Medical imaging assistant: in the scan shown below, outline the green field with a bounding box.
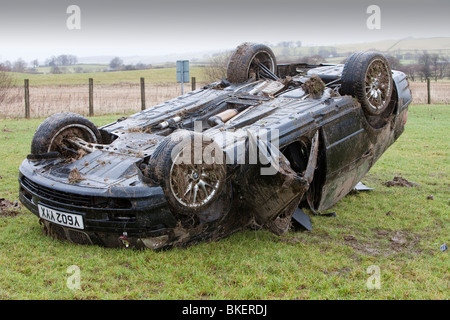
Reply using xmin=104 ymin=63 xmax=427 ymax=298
xmin=8 ymin=67 xmax=209 ymax=87
xmin=0 ymin=105 xmax=448 ymax=300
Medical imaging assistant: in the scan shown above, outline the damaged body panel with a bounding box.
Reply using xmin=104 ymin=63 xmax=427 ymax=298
xmin=18 ymin=43 xmax=411 ymax=249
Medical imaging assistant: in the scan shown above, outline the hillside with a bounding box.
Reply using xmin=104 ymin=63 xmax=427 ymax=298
xmin=55 ymin=37 xmax=450 ymax=67
xmin=269 ymin=37 xmax=450 ymax=65
xmin=333 ymin=37 xmax=450 ymax=54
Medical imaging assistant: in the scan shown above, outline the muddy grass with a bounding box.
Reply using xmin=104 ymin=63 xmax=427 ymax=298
xmin=0 ymin=198 xmax=22 ymax=217
xmin=385 ymin=176 xmax=420 ymax=187
xmin=342 ymin=229 xmax=424 ymax=257
xmin=278 ymin=221 xmax=429 ymax=258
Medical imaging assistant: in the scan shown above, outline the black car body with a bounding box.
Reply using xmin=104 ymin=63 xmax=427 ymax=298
xmin=19 ymin=44 xmax=411 ymax=249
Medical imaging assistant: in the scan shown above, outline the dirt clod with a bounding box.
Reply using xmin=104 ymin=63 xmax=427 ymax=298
xmin=385 ymin=176 xmax=419 ymax=187
xmin=344 ymin=235 xmax=357 ymax=241
xmin=302 ymin=75 xmax=325 ymax=98
xmin=68 ymin=168 xmax=85 ymax=183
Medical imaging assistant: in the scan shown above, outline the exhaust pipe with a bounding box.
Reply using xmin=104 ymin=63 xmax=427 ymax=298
xmin=207 ymin=109 xmax=238 ymax=126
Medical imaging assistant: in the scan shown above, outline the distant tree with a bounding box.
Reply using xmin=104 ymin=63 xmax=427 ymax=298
xmin=44 ymin=55 xmax=78 ymax=67
xmin=419 ymin=52 xmax=432 ymax=80
xmin=402 ymin=64 xmax=420 ymax=82
xmin=67 ymin=55 xmax=78 ymax=65
xmin=438 ymin=57 xmax=449 ymax=79
xmin=430 ymin=53 xmax=441 ymax=82
xmin=31 ymin=59 xmax=39 ymax=68
xmin=57 ymin=55 xmax=70 ymax=66
xmin=12 ymin=59 xmax=27 ymax=72
xmin=50 ymin=66 xmax=63 ymax=74
xmin=295 ymin=41 xmax=302 ymax=48
xmin=109 ymin=57 xmax=123 ymax=70
xmin=430 ymin=53 xmax=448 ymax=82
xmin=45 ymin=56 xmax=57 ymax=67
xmin=135 ymin=63 xmax=149 ymax=70
xmin=0 ymin=60 xmax=12 ymax=72
xmin=203 ymin=51 xmax=232 ymax=83
xmin=124 ymin=65 xmax=137 ymax=71
xmin=385 ymin=55 xmax=403 ymax=71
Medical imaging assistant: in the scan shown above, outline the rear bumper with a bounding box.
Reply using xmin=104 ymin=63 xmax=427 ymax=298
xmin=18 ymin=169 xmax=178 ymax=248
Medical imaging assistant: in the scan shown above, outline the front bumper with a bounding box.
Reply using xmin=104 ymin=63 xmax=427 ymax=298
xmin=18 ymin=166 xmax=178 ymax=248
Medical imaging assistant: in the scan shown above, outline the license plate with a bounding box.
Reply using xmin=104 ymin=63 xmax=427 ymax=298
xmin=38 ymin=204 xmax=84 ymax=230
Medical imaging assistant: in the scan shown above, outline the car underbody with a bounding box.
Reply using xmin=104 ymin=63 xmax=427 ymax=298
xmin=19 ymin=44 xmax=411 ymax=249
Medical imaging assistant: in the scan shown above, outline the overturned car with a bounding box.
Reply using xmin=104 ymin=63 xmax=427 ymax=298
xmin=18 ymin=43 xmax=411 ymax=249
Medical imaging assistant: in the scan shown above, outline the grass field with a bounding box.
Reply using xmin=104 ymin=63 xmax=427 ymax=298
xmin=0 ymin=104 xmax=448 ymax=300
xmin=8 ymin=67 xmax=209 ymax=87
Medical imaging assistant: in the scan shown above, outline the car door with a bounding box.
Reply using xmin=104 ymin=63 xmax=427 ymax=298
xmin=314 ymin=105 xmax=372 ymax=211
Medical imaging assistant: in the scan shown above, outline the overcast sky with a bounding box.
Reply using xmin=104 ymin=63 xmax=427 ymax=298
xmin=0 ymin=0 xmax=449 ymax=62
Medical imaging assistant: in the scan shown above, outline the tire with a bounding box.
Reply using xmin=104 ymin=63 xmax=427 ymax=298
xmin=149 ymin=131 xmax=227 ymax=216
xmin=227 ymin=43 xmax=277 ymax=83
xmin=31 ymin=112 xmax=102 ymax=155
xmin=340 ymin=51 xmax=393 ymax=116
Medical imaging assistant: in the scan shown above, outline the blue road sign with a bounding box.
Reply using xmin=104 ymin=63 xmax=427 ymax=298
xmin=176 ymin=60 xmax=190 ymax=83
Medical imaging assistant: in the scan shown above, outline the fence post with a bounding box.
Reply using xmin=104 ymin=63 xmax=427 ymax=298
xmin=24 ymin=79 xmax=30 ymax=119
xmin=191 ymin=77 xmax=196 ymax=91
xmin=140 ymin=77 xmax=146 ymax=110
xmin=89 ymin=78 xmax=94 ymax=116
xmin=426 ymin=78 xmax=431 ymax=105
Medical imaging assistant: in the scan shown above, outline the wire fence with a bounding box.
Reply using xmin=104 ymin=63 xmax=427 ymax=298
xmin=0 ymin=78 xmax=448 ymax=119
xmin=0 ymin=78 xmax=202 ymax=119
